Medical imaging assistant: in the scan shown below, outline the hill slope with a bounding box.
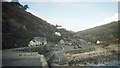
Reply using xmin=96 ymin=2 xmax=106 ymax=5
xmin=2 ymin=2 xmax=119 ymax=49
xmin=76 ymin=21 xmax=119 ymax=43
xmin=2 ymin=2 xmax=57 ymax=49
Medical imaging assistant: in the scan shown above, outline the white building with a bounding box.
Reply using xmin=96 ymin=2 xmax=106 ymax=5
xmin=96 ymin=40 xmax=101 ymax=44
xmin=55 ymin=32 xmax=61 ymax=36
xmin=60 ymin=39 xmax=65 ymax=44
xmin=28 ymin=37 xmax=47 ymax=47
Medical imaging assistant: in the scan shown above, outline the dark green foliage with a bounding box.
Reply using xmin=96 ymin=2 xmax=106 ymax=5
xmin=10 ymin=1 xmax=29 ymax=10
xmin=23 ymin=4 xmax=29 ymax=10
xmin=2 ymin=2 xmax=74 ymax=49
xmin=10 ymin=1 xmax=24 ymax=9
xmin=2 ymin=2 xmax=57 ymax=49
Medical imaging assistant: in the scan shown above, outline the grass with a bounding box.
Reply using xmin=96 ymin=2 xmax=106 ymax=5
xmin=67 ymin=44 xmax=119 ymax=66
xmin=65 ymin=47 xmax=95 ymax=54
xmin=68 ymin=53 xmax=118 ymax=66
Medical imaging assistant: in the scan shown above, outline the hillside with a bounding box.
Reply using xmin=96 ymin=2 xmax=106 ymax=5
xmin=2 ymin=2 xmax=75 ymax=49
xmin=76 ymin=21 xmax=119 ymax=43
xmin=2 ymin=2 xmax=58 ymax=49
xmin=2 ymin=2 xmax=119 ymax=49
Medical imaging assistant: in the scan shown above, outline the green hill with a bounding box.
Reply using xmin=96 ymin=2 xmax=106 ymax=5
xmin=76 ymin=21 xmax=119 ymax=43
xmin=2 ymin=2 xmax=58 ymax=49
xmin=2 ymin=2 xmax=74 ymax=49
xmin=2 ymin=2 xmax=119 ymax=49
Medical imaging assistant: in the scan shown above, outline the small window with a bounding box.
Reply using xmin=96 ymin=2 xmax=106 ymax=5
xmin=33 ymin=40 xmax=35 ymax=42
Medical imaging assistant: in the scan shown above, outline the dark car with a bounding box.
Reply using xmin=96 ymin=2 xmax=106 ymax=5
xmin=77 ymin=44 xmax=81 ymax=48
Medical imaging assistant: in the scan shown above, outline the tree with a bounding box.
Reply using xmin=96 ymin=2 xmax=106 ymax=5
xmin=11 ymin=0 xmax=19 ymax=2
xmin=23 ymin=4 xmax=29 ymax=10
xmin=10 ymin=0 xmax=23 ymax=9
xmin=10 ymin=0 xmax=29 ymax=10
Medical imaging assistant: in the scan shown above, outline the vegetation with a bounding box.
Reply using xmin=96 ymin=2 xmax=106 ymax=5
xmin=10 ymin=0 xmax=29 ymax=10
xmin=2 ymin=2 xmax=73 ymax=49
xmin=76 ymin=21 xmax=119 ymax=44
xmin=65 ymin=47 xmax=95 ymax=54
xmin=2 ymin=1 xmax=119 ymax=49
xmin=2 ymin=2 xmax=55 ymax=49
xmin=68 ymin=53 xmax=118 ymax=66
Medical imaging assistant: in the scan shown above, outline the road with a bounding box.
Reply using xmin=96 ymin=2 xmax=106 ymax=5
xmin=2 ymin=45 xmax=68 ymax=67
xmin=2 ymin=50 xmax=42 ymax=67
xmin=2 ymin=44 xmax=93 ymax=67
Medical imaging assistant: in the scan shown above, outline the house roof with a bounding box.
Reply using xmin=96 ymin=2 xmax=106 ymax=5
xmin=32 ymin=37 xmax=47 ymax=41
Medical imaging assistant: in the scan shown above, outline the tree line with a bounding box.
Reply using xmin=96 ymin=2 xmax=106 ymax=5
xmin=10 ymin=0 xmax=29 ymax=10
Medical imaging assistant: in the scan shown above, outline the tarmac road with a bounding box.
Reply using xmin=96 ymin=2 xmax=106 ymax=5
xmin=2 ymin=50 xmax=42 ymax=66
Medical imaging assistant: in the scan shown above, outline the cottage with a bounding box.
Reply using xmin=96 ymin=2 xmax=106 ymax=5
xmin=60 ymin=39 xmax=65 ymax=44
xmin=55 ymin=32 xmax=61 ymax=36
xmin=28 ymin=37 xmax=47 ymax=47
xmin=96 ymin=40 xmax=101 ymax=44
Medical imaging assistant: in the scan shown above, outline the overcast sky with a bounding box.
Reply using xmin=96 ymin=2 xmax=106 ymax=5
xmin=6 ymin=0 xmax=119 ymax=32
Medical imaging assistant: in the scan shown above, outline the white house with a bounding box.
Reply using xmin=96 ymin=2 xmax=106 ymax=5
xmin=55 ymin=32 xmax=61 ymax=36
xmin=60 ymin=39 xmax=65 ymax=44
xmin=28 ymin=37 xmax=47 ymax=47
xmin=96 ymin=40 xmax=101 ymax=44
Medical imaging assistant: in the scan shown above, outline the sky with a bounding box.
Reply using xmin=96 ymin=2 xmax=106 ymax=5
xmin=6 ymin=0 xmax=119 ymax=32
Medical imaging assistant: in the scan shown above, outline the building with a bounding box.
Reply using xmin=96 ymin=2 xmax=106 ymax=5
xmin=28 ymin=37 xmax=47 ymax=47
xmin=96 ymin=40 xmax=101 ymax=45
xmin=60 ymin=39 xmax=65 ymax=44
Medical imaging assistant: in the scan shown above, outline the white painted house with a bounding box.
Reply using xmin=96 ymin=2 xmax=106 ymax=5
xmin=28 ymin=37 xmax=47 ymax=47
xmin=55 ymin=32 xmax=61 ymax=36
xmin=60 ymin=39 xmax=65 ymax=44
xmin=96 ymin=40 xmax=101 ymax=44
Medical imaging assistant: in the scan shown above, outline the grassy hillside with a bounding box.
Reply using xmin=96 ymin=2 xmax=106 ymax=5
xmin=76 ymin=21 xmax=119 ymax=43
xmin=2 ymin=2 xmax=119 ymax=49
xmin=2 ymin=2 xmax=74 ymax=49
xmin=2 ymin=2 xmax=58 ymax=49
